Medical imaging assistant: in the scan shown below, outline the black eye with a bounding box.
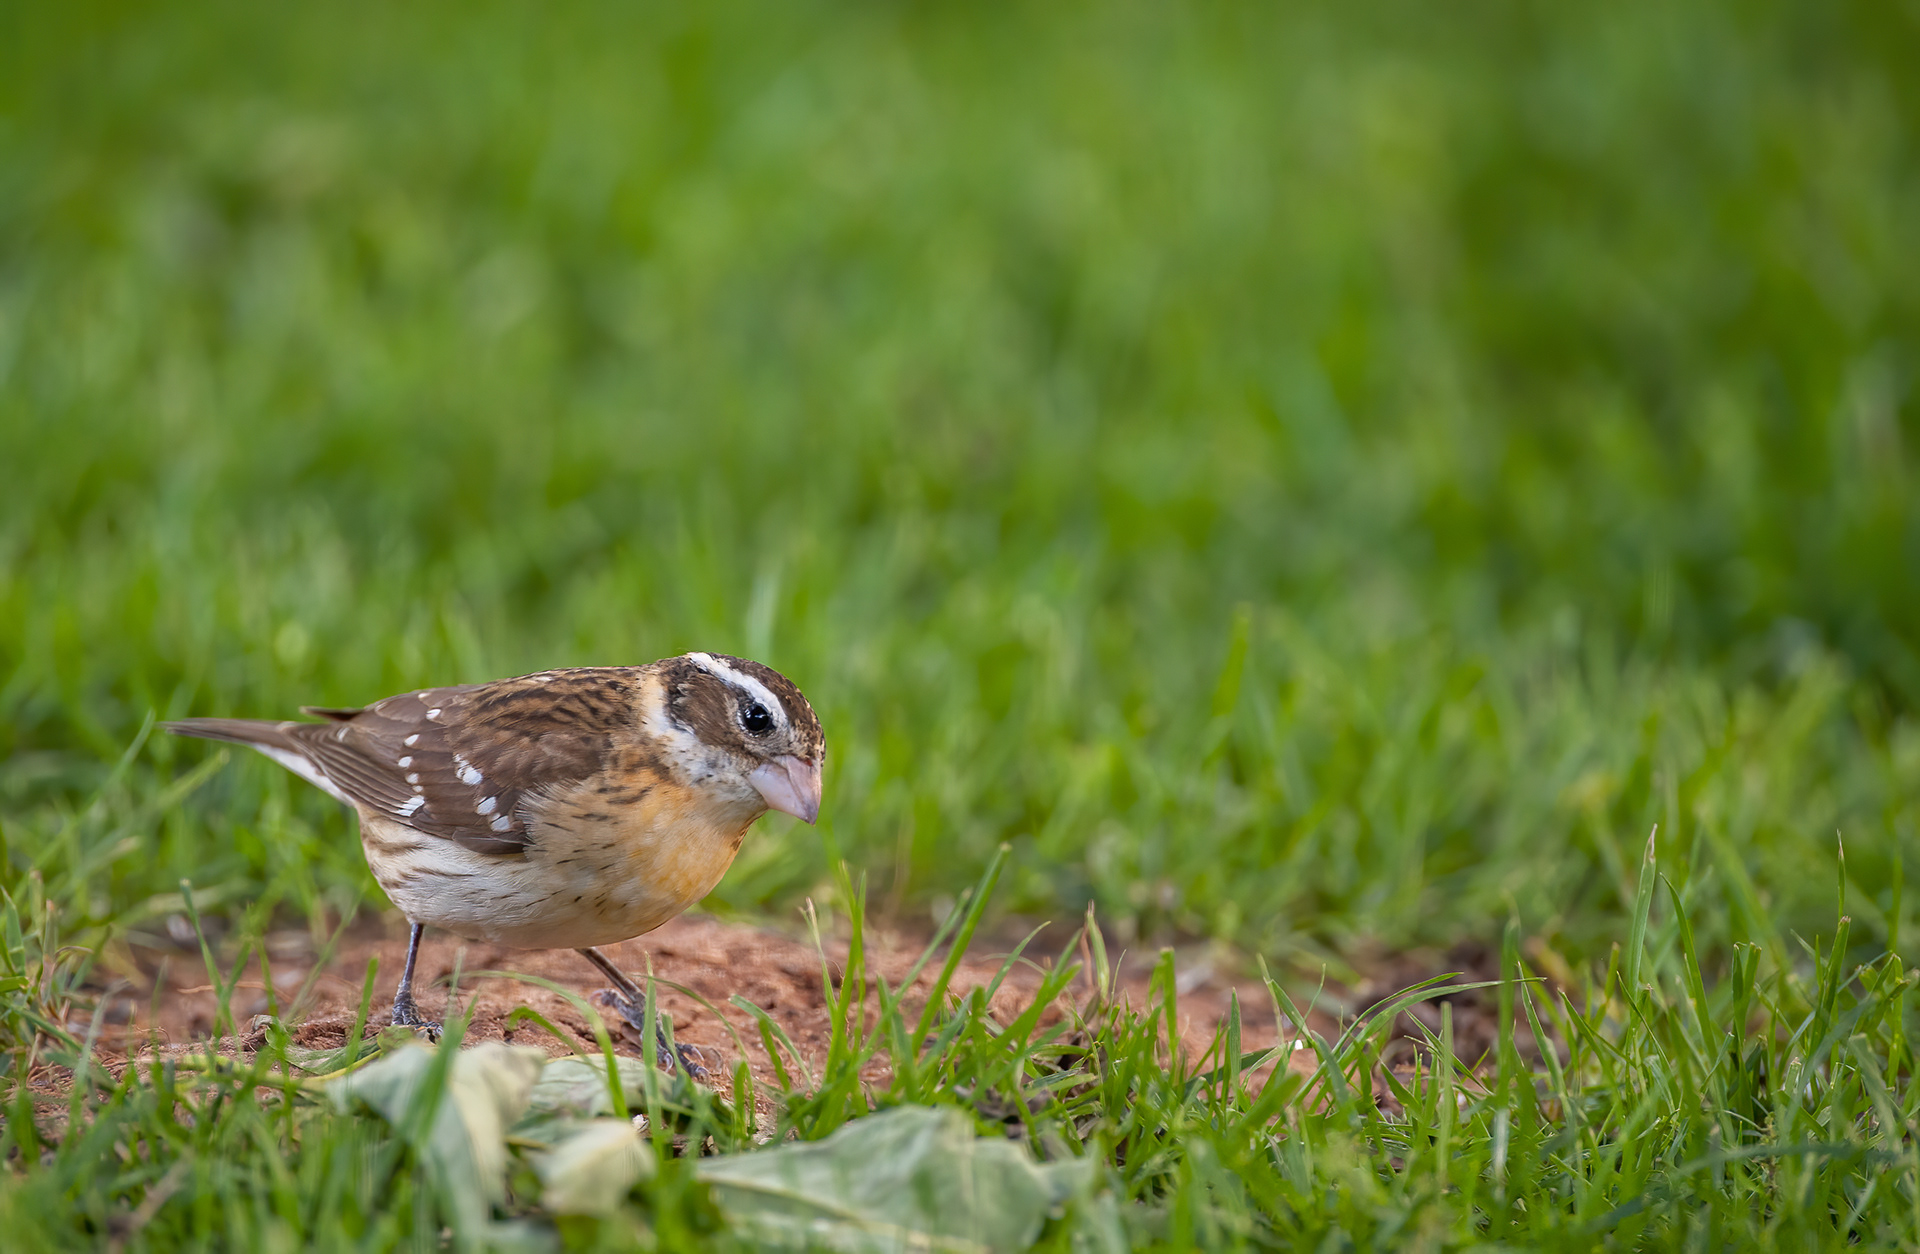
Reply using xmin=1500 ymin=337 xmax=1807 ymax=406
xmin=741 ymin=702 xmax=773 ymax=735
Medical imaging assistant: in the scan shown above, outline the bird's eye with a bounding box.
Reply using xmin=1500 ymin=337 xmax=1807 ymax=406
xmin=741 ymin=702 xmax=774 ymax=734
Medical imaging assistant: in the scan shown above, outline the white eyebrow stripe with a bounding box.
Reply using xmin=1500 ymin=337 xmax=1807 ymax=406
xmin=685 ymin=652 xmax=787 ymax=726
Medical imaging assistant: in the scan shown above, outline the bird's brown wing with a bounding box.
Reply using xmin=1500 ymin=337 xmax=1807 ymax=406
xmin=166 ymin=668 xmax=647 ymax=854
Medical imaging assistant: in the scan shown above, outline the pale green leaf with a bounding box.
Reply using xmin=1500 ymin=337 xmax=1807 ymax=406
xmin=696 ymin=1105 xmax=1099 ymax=1254
xmin=329 ymin=1041 xmax=546 ymax=1234
xmin=533 ymin=1119 xmax=656 ymax=1216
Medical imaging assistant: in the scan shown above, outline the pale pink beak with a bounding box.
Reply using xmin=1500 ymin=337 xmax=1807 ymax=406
xmin=749 ymin=754 xmax=823 ymax=824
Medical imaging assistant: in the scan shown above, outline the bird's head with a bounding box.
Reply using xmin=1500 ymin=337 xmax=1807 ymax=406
xmin=656 ymin=651 xmax=824 ymax=824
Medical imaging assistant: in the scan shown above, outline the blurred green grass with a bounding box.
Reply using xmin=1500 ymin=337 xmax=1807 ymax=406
xmin=2 ymin=0 xmax=1916 ymax=962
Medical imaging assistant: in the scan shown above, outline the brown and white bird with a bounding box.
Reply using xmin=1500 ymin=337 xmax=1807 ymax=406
xmin=166 ymin=653 xmax=823 ymax=1068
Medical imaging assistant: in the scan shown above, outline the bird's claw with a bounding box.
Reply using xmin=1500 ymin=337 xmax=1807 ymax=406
xmin=595 ymin=989 xmax=710 ymax=1080
xmin=390 ymin=998 xmax=442 ymax=1042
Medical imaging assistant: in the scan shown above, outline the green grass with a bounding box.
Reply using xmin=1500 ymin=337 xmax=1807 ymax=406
xmin=5 ymin=845 xmax=1918 ymax=1249
xmin=3 ymin=0 xmax=1920 ymax=1246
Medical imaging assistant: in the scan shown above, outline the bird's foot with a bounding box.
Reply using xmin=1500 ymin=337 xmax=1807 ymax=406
xmin=595 ymin=989 xmax=709 ymax=1080
xmin=390 ymin=996 xmax=442 ymax=1042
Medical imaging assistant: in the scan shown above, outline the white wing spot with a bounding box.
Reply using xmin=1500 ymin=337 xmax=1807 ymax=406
xmin=412 ymin=783 xmax=424 ymax=793
xmin=396 ymin=796 xmax=426 ymax=817
xmin=454 ymin=756 xmax=484 ymax=786
xmin=404 ymin=734 xmax=420 ymax=747
xmin=426 ymin=708 xmax=443 ymax=720
xmin=476 ymin=796 xmax=498 ymax=815
xmin=489 ymin=814 xmax=514 ymax=832
xmin=334 ymin=726 xmax=349 ymax=740
xmin=398 ymin=756 xmax=413 ymax=768
xmin=406 ymin=773 xmax=420 ymax=785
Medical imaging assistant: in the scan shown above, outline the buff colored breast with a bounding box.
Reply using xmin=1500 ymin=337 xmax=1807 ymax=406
xmin=356 ymin=777 xmax=760 ymax=950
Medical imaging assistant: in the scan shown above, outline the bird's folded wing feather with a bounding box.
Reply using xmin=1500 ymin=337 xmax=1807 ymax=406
xmin=167 ymin=669 xmax=644 ymax=855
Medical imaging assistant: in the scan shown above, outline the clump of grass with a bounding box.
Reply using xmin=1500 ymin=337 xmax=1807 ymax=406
xmin=3 ymin=839 xmax=1914 ymax=1249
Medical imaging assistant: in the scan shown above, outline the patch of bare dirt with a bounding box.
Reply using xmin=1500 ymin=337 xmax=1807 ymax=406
xmin=79 ymin=913 xmax=1534 ymax=1115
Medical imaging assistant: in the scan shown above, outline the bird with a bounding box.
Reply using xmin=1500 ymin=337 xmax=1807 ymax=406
xmin=164 ymin=652 xmax=824 ymax=1072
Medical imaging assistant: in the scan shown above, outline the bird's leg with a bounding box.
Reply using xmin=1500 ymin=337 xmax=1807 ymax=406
xmin=577 ymin=946 xmax=707 ymax=1079
xmin=390 ymin=922 xmax=441 ymax=1039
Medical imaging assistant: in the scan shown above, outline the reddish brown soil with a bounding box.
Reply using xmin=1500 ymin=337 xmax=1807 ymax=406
xmin=85 ymin=913 xmax=1526 ymax=1112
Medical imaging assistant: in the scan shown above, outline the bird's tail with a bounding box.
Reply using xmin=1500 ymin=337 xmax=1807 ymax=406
xmin=163 ymin=717 xmax=301 ymax=749
xmin=163 ymin=718 xmax=353 ymax=805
